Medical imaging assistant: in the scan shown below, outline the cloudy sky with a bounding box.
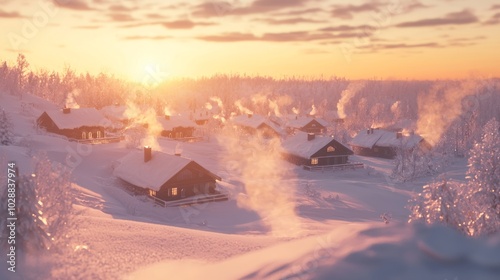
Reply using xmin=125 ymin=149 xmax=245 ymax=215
xmin=0 ymin=0 xmax=499 ymax=81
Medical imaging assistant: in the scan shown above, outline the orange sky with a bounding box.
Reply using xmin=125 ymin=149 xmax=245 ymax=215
xmin=1 ymin=0 xmax=499 ymax=81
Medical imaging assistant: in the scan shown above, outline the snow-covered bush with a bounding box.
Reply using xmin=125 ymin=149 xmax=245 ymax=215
xmin=0 ymin=174 xmax=50 ymax=251
xmin=465 ymin=118 xmax=500 ymax=236
xmin=408 ymin=178 xmax=471 ymax=235
xmin=409 ymin=118 xmax=500 ymax=237
xmin=0 ymin=153 xmax=77 ymax=252
xmin=391 ymin=145 xmax=437 ymax=182
xmin=0 ymin=109 xmax=14 ymax=145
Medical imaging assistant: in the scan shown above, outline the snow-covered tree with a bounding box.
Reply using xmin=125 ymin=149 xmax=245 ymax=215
xmin=31 ymin=152 xmax=76 ymax=251
xmin=408 ymin=178 xmax=471 ymax=235
xmin=0 ymin=153 xmax=77 ymax=252
xmin=465 ymin=118 xmax=500 ymax=236
xmin=0 ymin=109 xmax=14 ymax=145
xmin=0 ymin=174 xmax=50 ymax=251
xmin=391 ymin=140 xmax=435 ymax=182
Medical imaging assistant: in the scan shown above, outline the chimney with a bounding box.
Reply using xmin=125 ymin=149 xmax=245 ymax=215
xmin=247 ymin=113 xmax=253 ymax=118
xmin=396 ymin=131 xmax=403 ymax=139
xmin=367 ymin=128 xmax=370 ymax=134
xmin=174 ymin=152 xmax=181 ymax=157
xmin=307 ymin=133 xmax=315 ymax=141
xmin=63 ymin=107 xmax=71 ymax=114
xmin=144 ymin=146 xmax=152 ymax=162
xmin=165 ymin=115 xmax=170 ymax=120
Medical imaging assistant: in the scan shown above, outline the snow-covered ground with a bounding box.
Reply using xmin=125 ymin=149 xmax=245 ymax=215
xmin=2 ymin=92 xmax=498 ymax=280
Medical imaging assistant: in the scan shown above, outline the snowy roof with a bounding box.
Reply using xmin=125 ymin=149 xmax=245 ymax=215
xmin=231 ymin=114 xmax=284 ymax=135
xmin=285 ymin=116 xmax=329 ymax=129
xmin=42 ymin=108 xmax=109 ymax=129
xmin=113 ymin=150 xmax=219 ymax=192
xmin=100 ymin=105 xmax=128 ymax=121
xmin=157 ymin=116 xmax=197 ymax=131
xmin=282 ymin=131 xmax=351 ymax=158
xmin=350 ymin=129 xmax=423 ymax=149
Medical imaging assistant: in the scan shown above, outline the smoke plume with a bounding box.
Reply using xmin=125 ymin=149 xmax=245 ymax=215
xmin=124 ymin=100 xmax=163 ymax=151
xmin=65 ymin=90 xmax=80 ymax=109
xmin=218 ymin=129 xmax=302 ymax=237
xmin=416 ymin=80 xmax=478 ymax=146
xmin=337 ymin=82 xmax=366 ymax=119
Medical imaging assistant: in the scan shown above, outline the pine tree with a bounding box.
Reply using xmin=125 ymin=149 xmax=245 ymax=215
xmin=466 ymin=118 xmax=500 ymax=236
xmin=0 ymin=109 xmax=14 ymax=145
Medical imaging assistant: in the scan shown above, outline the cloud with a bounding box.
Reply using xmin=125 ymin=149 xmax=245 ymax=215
xmin=331 ymin=2 xmax=382 ymax=20
xmin=145 ymin=13 xmax=165 ymax=19
xmin=108 ymin=13 xmax=135 ymax=22
xmin=197 ymin=32 xmax=257 ymax=42
xmin=53 ymin=0 xmax=95 ymax=11
xmin=197 ymin=30 xmax=355 ymax=42
xmin=108 ymin=4 xmax=134 ymax=12
xmin=193 ymin=0 xmax=311 ymax=17
xmin=484 ymin=12 xmax=500 ymax=25
xmin=162 ymin=20 xmax=214 ymax=29
xmin=0 ymin=9 xmax=23 ymax=18
xmin=273 ymin=7 xmax=322 ymax=16
xmin=320 ymin=24 xmax=375 ymax=32
xmin=122 ymin=35 xmax=170 ymax=41
xmin=261 ymin=17 xmax=323 ymax=24
xmin=367 ymin=42 xmax=442 ymax=50
xmin=396 ymin=9 xmax=478 ymax=27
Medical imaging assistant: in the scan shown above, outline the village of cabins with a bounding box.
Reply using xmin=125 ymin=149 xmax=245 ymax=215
xmin=36 ymin=105 xmax=429 ymax=206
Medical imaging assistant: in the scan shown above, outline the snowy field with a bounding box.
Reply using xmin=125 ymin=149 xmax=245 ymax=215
xmin=1 ymin=91 xmax=499 ymax=280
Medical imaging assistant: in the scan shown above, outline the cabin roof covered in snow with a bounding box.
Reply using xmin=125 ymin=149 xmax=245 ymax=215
xmin=285 ymin=116 xmax=329 ymax=129
xmin=113 ymin=150 xmax=220 ymax=191
xmin=350 ymin=129 xmax=423 ymax=149
xmin=157 ymin=115 xmax=197 ymax=131
xmin=100 ymin=105 xmax=128 ymax=121
xmin=42 ymin=108 xmax=109 ymax=129
xmin=232 ymin=114 xmax=283 ymax=134
xmin=282 ymin=131 xmax=352 ymax=158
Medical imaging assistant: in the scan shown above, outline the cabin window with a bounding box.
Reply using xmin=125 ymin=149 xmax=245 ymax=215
xmin=311 ymin=158 xmax=319 ymax=165
xmin=88 ymin=132 xmax=93 ymax=139
xmin=179 ymin=132 xmax=183 ymax=138
xmin=97 ymin=131 xmax=102 ymax=138
xmin=169 ymin=133 xmax=173 ymax=138
xmin=81 ymin=132 xmax=86 ymax=139
xmin=149 ymin=190 xmax=156 ymax=196
xmin=181 ymin=188 xmax=185 ymax=198
xmin=171 ymin=187 xmax=178 ymax=196
xmin=327 ymin=146 xmax=335 ymax=152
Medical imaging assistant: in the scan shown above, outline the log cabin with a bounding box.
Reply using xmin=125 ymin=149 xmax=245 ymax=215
xmin=350 ymin=128 xmax=429 ymax=159
xmin=113 ymin=147 xmax=222 ymax=201
xmin=282 ymin=132 xmax=353 ymax=167
xmin=37 ymin=107 xmax=108 ymax=140
xmin=231 ymin=113 xmax=283 ymax=138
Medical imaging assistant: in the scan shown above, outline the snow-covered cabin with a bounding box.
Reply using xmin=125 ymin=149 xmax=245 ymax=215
xmin=350 ymin=128 xmax=428 ymax=159
xmin=231 ymin=114 xmax=283 ymax=138
xmin=37 ymin=107 xmax=108 ymax=140
xmin=285 ymin=116 xmax=329 ymax=135
xmin=190 ymin=109 xmax=212 ymax=125
xmin=282 ymin=132 xmax=353 ymax=166
xmin=113 ymin=147 xmax=222 ymax=201
xmin=157 ymin=115 xmax=197 ymax=139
